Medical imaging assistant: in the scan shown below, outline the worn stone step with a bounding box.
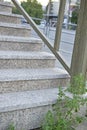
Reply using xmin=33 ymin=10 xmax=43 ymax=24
xmin=0 ymin=23 xmax=31 ymax=37
xmin=0 ymin=51 xmax=55 ymax=69
xmin=0 ymin=88 xmax=58 ymax=130
xmin=0 ymin=68 xmax=69 ymax=93
xmin=0 ymin=36 xmax=42 ymax=51
xmin=0 ymin=12 xmax=22 ymax=24
xmin=0 ymin=1 xmax=13 ymax=13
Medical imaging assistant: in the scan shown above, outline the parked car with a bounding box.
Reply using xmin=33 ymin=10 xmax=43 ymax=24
xmin=21 ymin=17 xmax=28 ymax=24
xmin=39 ymin=20 xmax=46 ymax=28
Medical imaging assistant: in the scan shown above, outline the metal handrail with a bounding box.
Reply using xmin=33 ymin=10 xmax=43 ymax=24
xmin=12 ymin=0 xmax=71 ymax=74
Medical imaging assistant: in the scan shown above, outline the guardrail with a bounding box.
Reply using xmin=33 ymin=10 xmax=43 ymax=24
xmin=12 ymin=0 xmax=71 ymax=74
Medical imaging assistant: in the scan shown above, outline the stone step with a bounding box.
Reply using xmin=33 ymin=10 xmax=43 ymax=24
xmin=0 ymin=36 xmax=42 ymax=51
xmin=0 ymin=68 xmax=69 ymax=93
xmin=0 ymin=51 xmax=55 ymax=69
xmin=0 ymin=23 xmax=31 ymax=37
xmin=0 ymin=88 xmax=58 ymax=130
xmin=0 ymin=12 xmax=23 ymax=24
xmin=0 ymin=1 xmax=13 ymax=13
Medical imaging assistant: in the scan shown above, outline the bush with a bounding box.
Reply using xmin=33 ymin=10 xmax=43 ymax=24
xmin=7 ymin=124 xmax=15 ymax=130
xmin=42 ymin=75 xmax=87 ymax=130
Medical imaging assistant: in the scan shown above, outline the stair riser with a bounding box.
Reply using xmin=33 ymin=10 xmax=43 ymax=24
xmin=0 ymin=78 xmax=70 ymax=93
xmin=0 ymin=5 xmax=12 ymax=13
xmin=0 ymin=105 xmax=52 ymax=130
xmin=0 ymin=27 xmax=31 ymax=37
xmin=0 ymin=59 xmax=55 ymax=69
xmin=0 ymin=14 xmax=21 ymax=24
xmin=0 ymin=41 xmax=42 ymax=51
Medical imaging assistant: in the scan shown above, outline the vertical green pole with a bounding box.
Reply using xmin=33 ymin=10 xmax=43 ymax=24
xmin=70 ymin=0 xmax=87 ymax=79
xmin=54 ymin=0 xmax=66 ymax=51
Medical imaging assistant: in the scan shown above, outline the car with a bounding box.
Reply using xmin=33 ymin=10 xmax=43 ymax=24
xmin=39 ymin=20 xmax=46 ymax=28
xmin=21 ymin=17 xmax=28 ymax=24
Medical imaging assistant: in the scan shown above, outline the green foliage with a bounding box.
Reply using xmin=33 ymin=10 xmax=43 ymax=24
xmin=69 ymin=74 xmax=87 ymax=94
xmin=12 ymin=0 xmax=43 ymax=24
xmin=42 ymin=110 xmax=54 ymax=130
xmin=7 ymin=124 xmax=15 ymax=130
xmin=12 ymin=7 xmax=20 ymax=15
xmin=42 ymin=75 xmax=87 ymax=130
xmin=71 ymin=6 xmax=79 ymax=24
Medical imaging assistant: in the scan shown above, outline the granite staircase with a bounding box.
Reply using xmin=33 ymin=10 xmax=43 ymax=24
xmin=0 ymin=0 xmax=70 ymax=130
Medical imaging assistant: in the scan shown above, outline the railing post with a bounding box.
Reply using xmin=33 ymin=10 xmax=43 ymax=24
xmin=70 ymin=0 xmax=87 ymax=79
xmin=54 ymin=0 xmax=66 ymax=51
xmin=66 ymin=0 xmax=71 ymax=29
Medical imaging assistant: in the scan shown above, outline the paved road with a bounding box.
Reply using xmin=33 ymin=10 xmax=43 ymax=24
xmin=31 ymin=26 xmax=76 ymax=69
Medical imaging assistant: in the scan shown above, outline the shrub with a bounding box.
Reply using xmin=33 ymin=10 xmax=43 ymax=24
xmin=7 ymin=124 xmax=15 ymax=130
xmin=42 ymin=74 xmax=87 ymax=130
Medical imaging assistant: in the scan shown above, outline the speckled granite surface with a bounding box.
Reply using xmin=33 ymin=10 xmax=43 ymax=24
xmin=0 ymin=51 xmax=55 ymax=69
xmin=0 ymin=1 xmax=70 ymax=129
xmin=0 ymin=88 xmax=57 ymax=130
xmin=0 ymin=36 xmax=42 ymax=51
xmin=0 ymin=68 xmax=69 ymax=82
xmin=0 ymin=23 xmax=31 ymax=37
xmin=0 ymin=1 xmax=13 ymax=13
xmin=0 ymin=12 xmax=22 ymax=24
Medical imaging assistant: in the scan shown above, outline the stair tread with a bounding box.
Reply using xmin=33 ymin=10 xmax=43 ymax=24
xmin=0 ymin=51 xmax=55 ymax=59
xmin=0 ymin=1 xmax=13 ymax=7
xmin=0 ymin=88 xmax=58 ymax=112
xmin=0 ymin=11 xmax=23 ymax=18
xmin=0 ymin=36 xmax=42 ymax=43
xmin=0 ymin=22 xmax=31 ymax=29
xmin=0 ymin=1 xmax=69 ymax=129
xmin=0 ymin=68 xmax=69 ymax=81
